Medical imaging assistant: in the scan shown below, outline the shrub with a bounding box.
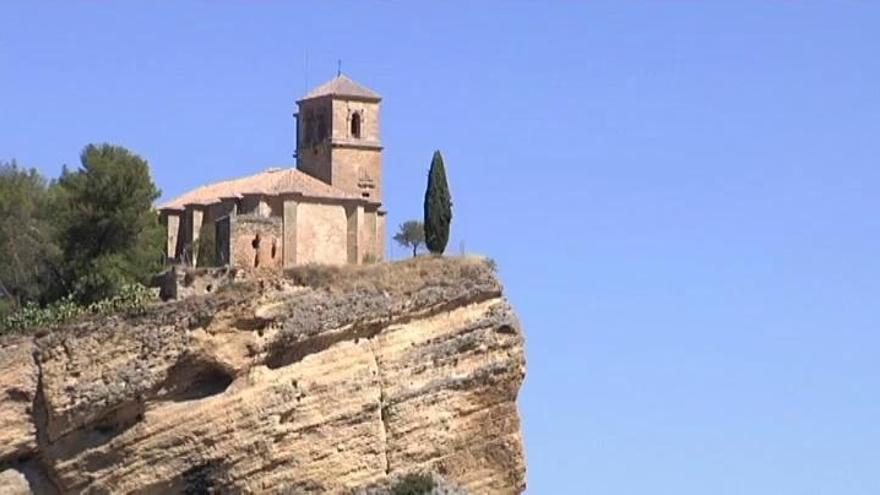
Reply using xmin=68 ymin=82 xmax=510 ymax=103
xmin=0 ymin=283 xmax=157 ymax=335
xmin=352 ymin=471 xmax=466 ymax=495
xmin=390 ymin=473 xmax=436 ymax=495
xmin=0 ymin=298 xmax=15 ymax=319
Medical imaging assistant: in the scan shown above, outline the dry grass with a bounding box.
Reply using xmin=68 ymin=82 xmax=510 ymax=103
xmin=283 ymin=255 xmax=495 ymax=295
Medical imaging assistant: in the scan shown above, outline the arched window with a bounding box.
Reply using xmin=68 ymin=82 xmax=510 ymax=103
xmin=350 ymin=112 xmax=361 ymax=139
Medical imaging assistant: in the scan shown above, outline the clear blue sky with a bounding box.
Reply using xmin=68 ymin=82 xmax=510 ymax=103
xmin=2 ymin=2 xmax=879 ymax=493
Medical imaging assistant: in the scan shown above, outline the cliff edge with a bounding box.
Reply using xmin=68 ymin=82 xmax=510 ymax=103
xmin=0 ymin=257 xmax=526 ymax=494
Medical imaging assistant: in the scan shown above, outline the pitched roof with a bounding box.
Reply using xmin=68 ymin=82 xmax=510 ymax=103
xmin=159 ymin=167 xmax=363 ymax=210
xmin=302 ymin=74 xmax=381 ymax=101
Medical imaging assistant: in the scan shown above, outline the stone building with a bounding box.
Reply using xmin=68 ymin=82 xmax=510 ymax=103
xmin=159 ymin=74 xmax=386 ymax=269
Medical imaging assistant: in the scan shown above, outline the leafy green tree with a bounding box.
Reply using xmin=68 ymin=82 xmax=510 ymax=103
xmin=0 ymin=161 xmax=59 ymax=313
xmin=392 ymin=220 xmax=425 ymax=257
xmin=423 ymin=150 xmax=452 ymax=254
xmin=52 ymin=144 xmax=164 ymax=303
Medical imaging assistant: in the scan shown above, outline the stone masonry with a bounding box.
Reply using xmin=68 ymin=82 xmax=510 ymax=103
xmin=159 ymin=74 xmax=387 ymax=270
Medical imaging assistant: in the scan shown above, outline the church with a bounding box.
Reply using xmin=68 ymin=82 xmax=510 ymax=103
xmin=159 ymin=74 xmax=387 ymax=269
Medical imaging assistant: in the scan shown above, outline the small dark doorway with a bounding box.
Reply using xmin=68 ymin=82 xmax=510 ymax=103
xmin=252 ymin=234 xmax=261 ymax=268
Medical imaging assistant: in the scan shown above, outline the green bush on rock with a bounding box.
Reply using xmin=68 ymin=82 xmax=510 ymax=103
xmin=0 ymin=283 xmax=157 ymax=335
xmin=391 ymin=473 xmax=436 ymax=495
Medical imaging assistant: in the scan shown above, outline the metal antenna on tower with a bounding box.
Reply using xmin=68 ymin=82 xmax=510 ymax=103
xmin=337 ymin=59 xmax=342 ymax=77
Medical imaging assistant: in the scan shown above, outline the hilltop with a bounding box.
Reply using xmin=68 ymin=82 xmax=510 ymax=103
xmin=0 ymin=257 xmax=526 ymax=494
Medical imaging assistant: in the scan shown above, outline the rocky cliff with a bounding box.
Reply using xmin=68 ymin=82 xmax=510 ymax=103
xmin=0 ymin=257 xmax=526 ymax=494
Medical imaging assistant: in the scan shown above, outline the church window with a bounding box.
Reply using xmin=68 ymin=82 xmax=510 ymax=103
xmin=350 ymin=112 xmax=361 ymax=139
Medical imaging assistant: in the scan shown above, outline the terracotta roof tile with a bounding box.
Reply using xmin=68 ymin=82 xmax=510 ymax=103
xmin=302 ymin=75 xmax=380 ymax=101
xmin=159 ymin=168 xmax=362 ymax=210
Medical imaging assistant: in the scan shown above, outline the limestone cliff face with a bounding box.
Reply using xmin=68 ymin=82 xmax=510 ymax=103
xmin=0 ymin=257 xmax=526 ymax=494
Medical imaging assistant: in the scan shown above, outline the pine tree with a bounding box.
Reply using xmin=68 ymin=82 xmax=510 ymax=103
xmin=423 ymin=150 xmax=452 ymax=254
xmin=52 ymin=144 xmax=164 ymax=303
xmin=0 ymin=161 xmax=59 ymax=311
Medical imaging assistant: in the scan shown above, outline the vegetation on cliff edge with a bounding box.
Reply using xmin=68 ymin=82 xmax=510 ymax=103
xmin=423 ymin=150 xmax=452 ymax=255
xmin=0 ymin=144 xmax=164 ymax=326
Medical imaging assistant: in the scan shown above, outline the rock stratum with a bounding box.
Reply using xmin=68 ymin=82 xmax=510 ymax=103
xmin=0 ymin=257 xmax=526 ymax=494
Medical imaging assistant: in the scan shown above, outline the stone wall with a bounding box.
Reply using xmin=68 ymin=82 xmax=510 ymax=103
xmin=161 ymin=212 xmax=181 ymax=262
xmin=151 ymin=266 xmax=236 ymax=301
xmin=297 ymin=97 xmax=382 ymax=202
xmin=240 ymin=195 xmax=271 ymax=218
xmin=205 ymin=201 xmax=236 ymax=226
xmin=296 ymin=97 xmax=333 ymax=185
xmin=282 ymin=200 xmax=297 ymax=268
xmin=166 ymin=198 xmax=384 ymax=270
xmin=296 ymin=202 xmax=348 ymax=264
xmin=346 ymin=205 xmax=362 ymax=264
xmin=177 ymin=207 xmax=205 ymax=265
xmin=331 ymin=99 xmax=381 ymax=143
xmin=377 ymin=211 xmax=387 ymax=261
xmin=216 ymin=216 xmax=231 ymax=266
xmin=360 ymin=207 xmax=379 ymax=262
xmin=332 ymin=147 xmax=383 ymax=202
xmin=230 ymin=215 xmax=282 ymax=270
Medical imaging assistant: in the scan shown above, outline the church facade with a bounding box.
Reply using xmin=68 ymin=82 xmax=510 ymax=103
xmin=159 ymin=75 xmax=386 ymax=269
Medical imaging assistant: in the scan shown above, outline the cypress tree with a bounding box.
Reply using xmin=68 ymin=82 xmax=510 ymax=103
xmin=423 ymin=150 xmax=452 ymax=254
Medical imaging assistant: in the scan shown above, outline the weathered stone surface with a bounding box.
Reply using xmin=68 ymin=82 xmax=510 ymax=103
xmin=0 ymin=337 xmax=38 ymax=461
xmin=0 ymin=462 xmax=56 ymax=495
xmin=0 ymin=257 xmax=526 ymax=494
xmin=0 ymin=468 xmax=32 ymax=495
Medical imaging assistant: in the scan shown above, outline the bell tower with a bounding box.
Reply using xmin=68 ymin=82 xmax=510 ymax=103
xmin=295 ymin=74 xmax=383 ymax=202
